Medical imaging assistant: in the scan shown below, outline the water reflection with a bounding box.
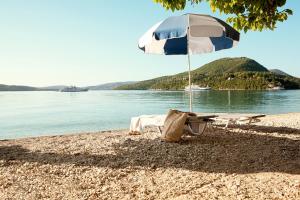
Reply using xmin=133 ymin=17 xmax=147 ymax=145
xmin=191 ymin=90 xmax=267 ymax=112
xmin=0 ymin=90 xmax=299 ymax=139
xmin=138 ymin=90 xmax=300 ymax=114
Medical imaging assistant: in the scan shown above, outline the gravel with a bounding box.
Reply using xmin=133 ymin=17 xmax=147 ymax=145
xmin=0 ymin=113 xmax=299 ymax=200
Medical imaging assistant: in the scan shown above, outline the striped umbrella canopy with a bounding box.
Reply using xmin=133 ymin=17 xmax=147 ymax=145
xmin=138 ymin=14 xmax=240 ymax=112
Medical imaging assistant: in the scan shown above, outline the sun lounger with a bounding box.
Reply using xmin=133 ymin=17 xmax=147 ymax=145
xmin=129 ymin=114 xmax=217 ymax=135
xmin=184 ymin=114 xmax=217 ymax=135
xmin=210 ymin=113 xmax=265 ymax=128
xmin=129 ymin=115 xmax=166 ymax=134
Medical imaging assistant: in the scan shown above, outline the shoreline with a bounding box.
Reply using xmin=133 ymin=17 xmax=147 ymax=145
xmin=2 ymin=88 xmax=300 ymax=92
xmin=2 ymin=112 xmax=300 ymax=141
xmin=0 ymin=113 xmax=299 ymax=199
xmin=0 ymin=129 xmax=129 ymax=142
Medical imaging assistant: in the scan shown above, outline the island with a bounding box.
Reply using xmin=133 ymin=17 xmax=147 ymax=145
xmin=116 ymin=57 xmax=300 ymax=90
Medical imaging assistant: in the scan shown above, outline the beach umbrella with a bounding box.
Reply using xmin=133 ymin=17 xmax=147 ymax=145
xmin=138 ymin=14 xmax=240 ymax=112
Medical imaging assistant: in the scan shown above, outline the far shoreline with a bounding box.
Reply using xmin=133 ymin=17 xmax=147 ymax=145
xmin=1 ymin=88 xmax=300 ymax=92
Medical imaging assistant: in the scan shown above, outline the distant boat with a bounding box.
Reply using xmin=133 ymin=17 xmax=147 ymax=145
xmin=268 ymin=86 xmax=285 ymax=90
xmin=59 ymin=86 xmax=88 ymax=92
xmin=184 ymin=84 xmax=211 ymax=91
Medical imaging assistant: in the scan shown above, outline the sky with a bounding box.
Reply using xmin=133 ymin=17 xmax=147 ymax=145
xmin=0 ymin=0 xmax=299 ymax=87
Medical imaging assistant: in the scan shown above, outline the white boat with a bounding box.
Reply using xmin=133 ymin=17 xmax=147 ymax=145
xmin=59 ymin=86 xmax=88 ymax=92
xmin=184 ymin=84 xmax=211 ymax=91
xmin=269 ymin=86 xmax=285 ymax=90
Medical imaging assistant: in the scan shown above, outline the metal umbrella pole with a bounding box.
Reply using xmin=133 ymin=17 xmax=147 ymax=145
xmin=187 ymin=53 xmax=192 ymax=112
xmin=187 ymin=19 xmax=192 ymax=113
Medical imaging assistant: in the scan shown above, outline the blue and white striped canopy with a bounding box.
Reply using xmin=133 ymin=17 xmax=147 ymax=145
xmin=138 ymin=14 xmax=240 ymax=55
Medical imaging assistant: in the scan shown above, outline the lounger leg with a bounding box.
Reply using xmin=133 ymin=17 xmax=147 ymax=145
xmin=225 ymin=120 xmax=230 ymax=129
xmin=246 ymin=119 xmax=253 ymax=134
xmin=187 ymin=124 xmax=195 ymax=135
xmin=248 ymin=118 xmax=253 ymax=125
xmin=200 ymin=122 xmax=207 ymax=134
xmin=187 ymin=122 xmax=207 ymax=136
xmin=206 ymin=121 xmax=213 ymax=133
xmin=158 ymin=126 xmax=162 ymax=134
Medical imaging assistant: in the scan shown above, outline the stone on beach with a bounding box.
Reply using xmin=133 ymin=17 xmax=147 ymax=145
xmin=0 ymin=113 xmax=299 ymax=199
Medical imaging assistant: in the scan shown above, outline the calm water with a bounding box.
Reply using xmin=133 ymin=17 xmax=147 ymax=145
xmin=1 ymin=90 xmax=300 ymax=139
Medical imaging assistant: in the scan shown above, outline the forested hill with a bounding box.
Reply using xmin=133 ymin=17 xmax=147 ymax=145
xmin=192 ymin=57 xmax=268 ymax=74
xmin=116 ymin=57 xmax=300 ymax=90
xmin=0 ymin=82 xmax=137 ymax=91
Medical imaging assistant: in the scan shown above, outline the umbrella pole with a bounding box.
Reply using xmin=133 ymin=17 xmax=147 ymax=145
xmin=188 ymin=53 xmax=192 ymax=112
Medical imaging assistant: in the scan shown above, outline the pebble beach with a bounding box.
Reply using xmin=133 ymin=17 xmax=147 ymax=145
xmin=0 ymin=113 xmax=299 ymax=199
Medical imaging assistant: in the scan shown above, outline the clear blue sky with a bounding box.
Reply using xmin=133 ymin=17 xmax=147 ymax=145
xmin=0 ymin=0 xmax=299 ymax=87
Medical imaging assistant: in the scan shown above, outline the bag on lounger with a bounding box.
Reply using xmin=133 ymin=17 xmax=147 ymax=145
xmin=161 ymin=109 xmax=188 ymax=142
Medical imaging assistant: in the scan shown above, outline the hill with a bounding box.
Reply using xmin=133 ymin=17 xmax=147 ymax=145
xmin=0 ymin=82 xmax=137 ymax=91
xmin=0 ymin=84 xmax=71 ymax=91
xmin=0 ymin=84 xmax=38 ymax=91
xmin=193 ymin=57 xmax=269 ymax=75
xmin=270 ymin=69 xmax=291 ymax=77
xmin=88 ymin=82 xmax=137 ymax=90
xmin=116 ymin=57 xmax=300 ymax=90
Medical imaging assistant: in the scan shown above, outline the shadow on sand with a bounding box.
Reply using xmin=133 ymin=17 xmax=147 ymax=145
xmin=230 ymin=124 xmax=300 ymax=135
xmin=0 ymin=127 xmax=299 ymax=174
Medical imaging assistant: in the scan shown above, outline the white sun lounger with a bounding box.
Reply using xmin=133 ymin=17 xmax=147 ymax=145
xmin=210 ymin=113 xmax=266 ymax=128
xmin=129 ymin=114 xmax=217 ymax=135
xmin=130 ymin=115 xmax=166 ymax=133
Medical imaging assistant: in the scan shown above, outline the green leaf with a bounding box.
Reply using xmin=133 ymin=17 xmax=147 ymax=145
xmin=152 ymin=0 xmax=292 ymax=32
xmin=285 ymin=9 xmax=293 ymax=15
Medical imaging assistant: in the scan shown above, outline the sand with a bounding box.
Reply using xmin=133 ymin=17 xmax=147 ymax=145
xmin=0 ymin=113 xmax=299 ymax=199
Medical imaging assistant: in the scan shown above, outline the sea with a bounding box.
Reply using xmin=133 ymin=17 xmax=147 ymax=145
xmin=1 ymin=90 xmax=300 ymax=139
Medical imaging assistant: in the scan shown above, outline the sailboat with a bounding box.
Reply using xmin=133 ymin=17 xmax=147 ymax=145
xmin=184 ymin=84 xmax=211 ymax=91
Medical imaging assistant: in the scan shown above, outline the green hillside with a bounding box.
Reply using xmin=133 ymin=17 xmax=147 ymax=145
xmin=193 ymin=57 xmax=268 ymax=75
xmin=270 ymin=69 xmax=291 ymax=76
xmin=116 ymin=57 xmax=300 ymax=90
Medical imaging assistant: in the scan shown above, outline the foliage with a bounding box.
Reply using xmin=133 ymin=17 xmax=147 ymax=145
xmin=152 ymin=0 xmax=293 ymax=32
xmin=116 ymin=57 xmax=300 ymax=90
xmin=192 ymin=57 xmax=268 ymax=75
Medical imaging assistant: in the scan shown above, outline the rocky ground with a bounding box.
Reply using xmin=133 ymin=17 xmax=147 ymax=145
xmin=0 ymin=113 xmax=299 ymax=199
